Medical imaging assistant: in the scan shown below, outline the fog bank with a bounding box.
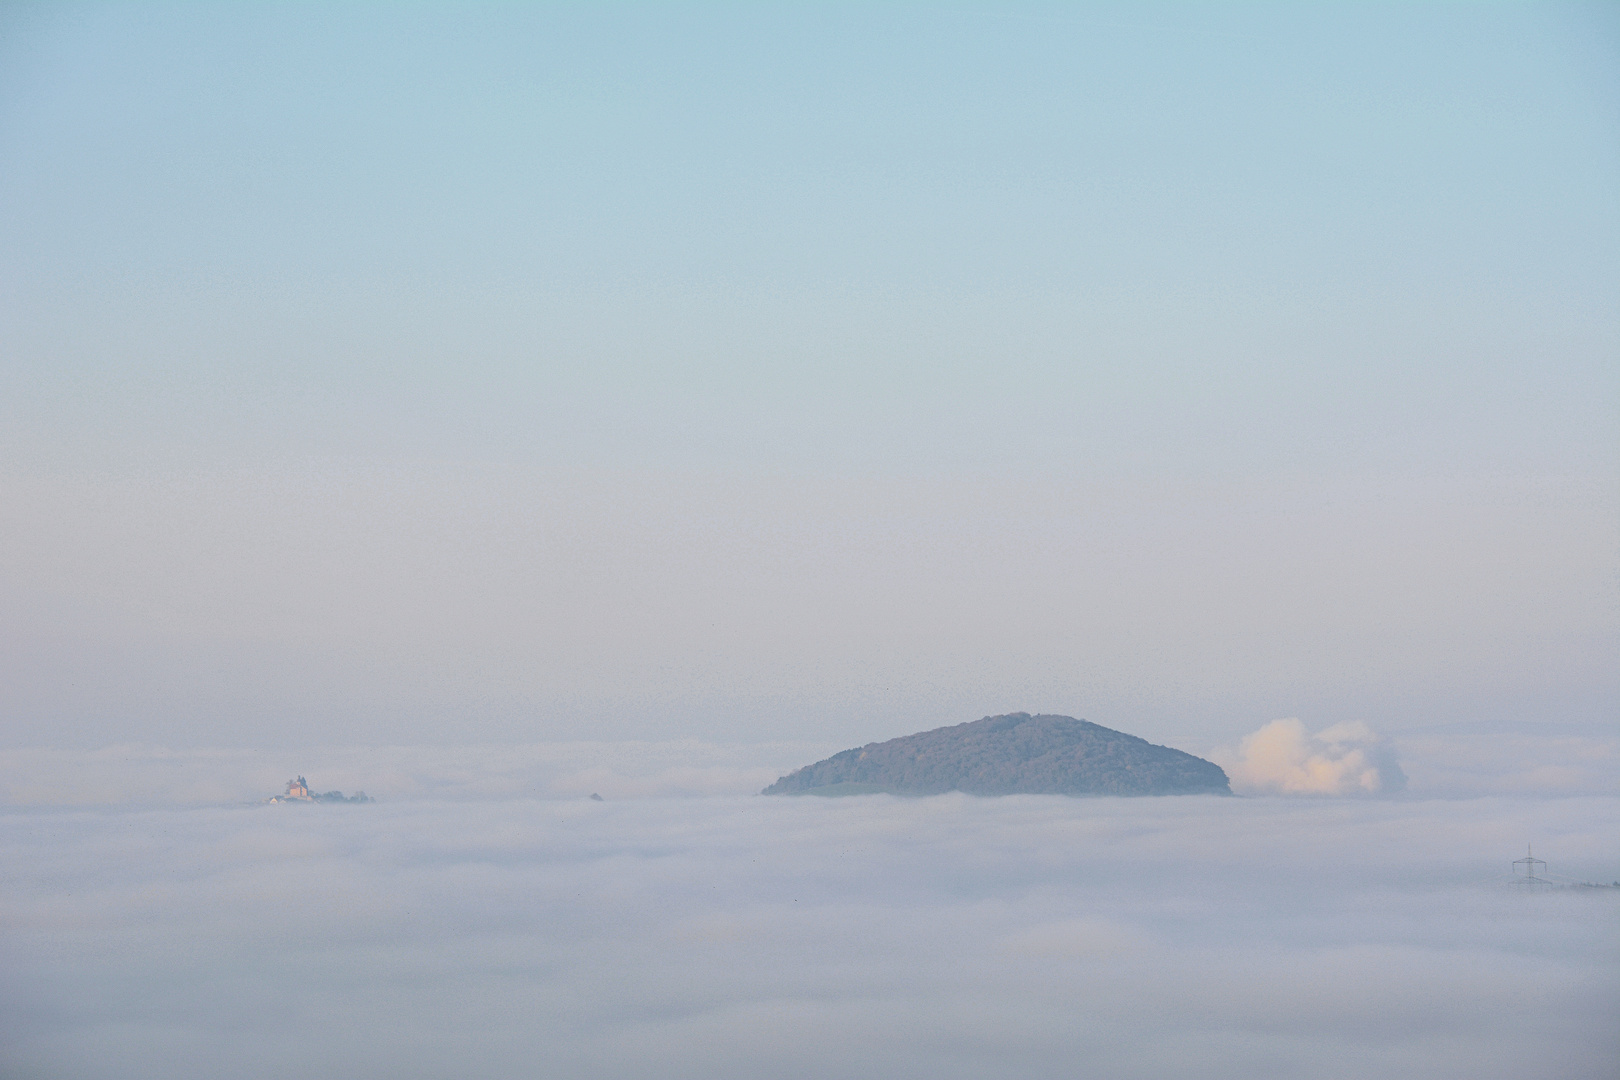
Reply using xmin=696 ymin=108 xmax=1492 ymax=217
xmin=3 ymin=722 xmax=1614 ymax=808
xmin=2 ymin=794 xmax=1614 ymax=1080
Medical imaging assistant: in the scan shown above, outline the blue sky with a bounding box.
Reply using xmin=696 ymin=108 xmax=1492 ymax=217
xmin=0 ymin=4 xmax=1615 ymax=748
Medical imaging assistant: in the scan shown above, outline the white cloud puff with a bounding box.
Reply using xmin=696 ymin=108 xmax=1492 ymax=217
xmin=1218 ymin=718 xmax=1407 ymax=795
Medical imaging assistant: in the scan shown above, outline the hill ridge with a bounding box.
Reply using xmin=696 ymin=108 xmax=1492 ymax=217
xmin=763 ymin=712 xmax=1230 ymax=797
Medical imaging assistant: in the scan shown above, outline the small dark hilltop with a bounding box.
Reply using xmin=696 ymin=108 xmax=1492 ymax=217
xmin=267 ymin=776 xmax=372 ymax=804
xmin=763 ymin=713 xmax=1230 ymax=797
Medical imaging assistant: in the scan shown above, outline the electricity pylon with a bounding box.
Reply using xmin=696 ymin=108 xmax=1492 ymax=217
xmin=1512 ymin=844 xmax=1550 ymax=885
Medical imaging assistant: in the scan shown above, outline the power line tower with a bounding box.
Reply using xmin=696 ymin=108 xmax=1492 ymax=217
xmin=1512 ymin=844 xmax=1550 ymax=886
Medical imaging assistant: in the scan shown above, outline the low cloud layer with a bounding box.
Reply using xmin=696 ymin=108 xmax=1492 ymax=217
xmin=3 ymin=724 xmax=1617 ymax=810
xmin=2 ymin=792 xmax=1615 ymax=1080
xmin=0 ymin=741 xmax=842 ymax=807
xmin=1217 ymin=718 xmax=1408 ymax=796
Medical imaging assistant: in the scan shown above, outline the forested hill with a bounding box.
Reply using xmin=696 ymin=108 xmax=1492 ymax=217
xmin=763 ymin=713 xmax=1230 ymax=797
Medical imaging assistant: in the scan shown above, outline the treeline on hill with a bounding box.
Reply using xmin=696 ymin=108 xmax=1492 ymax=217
xmin=764 ymin=713 xmax=1231 ymax=797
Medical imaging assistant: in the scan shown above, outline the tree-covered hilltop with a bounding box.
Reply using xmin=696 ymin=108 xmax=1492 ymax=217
xmin=763 ymin=713 xmax=1230 ymax=797
xmin=312 ymin=790 xmax=371 ymax=803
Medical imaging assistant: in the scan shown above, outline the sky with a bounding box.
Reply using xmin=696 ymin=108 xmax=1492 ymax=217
xmin=1 ymin=3 xmax=1617 ymax=755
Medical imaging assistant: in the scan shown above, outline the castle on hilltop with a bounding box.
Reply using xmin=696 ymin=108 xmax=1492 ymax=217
xmin=267 ymin=776 xmax=371 ymax=804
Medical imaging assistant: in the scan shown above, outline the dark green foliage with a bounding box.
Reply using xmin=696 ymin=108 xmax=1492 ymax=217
xmin=763 ymin=713 xmax=1230 ymax=797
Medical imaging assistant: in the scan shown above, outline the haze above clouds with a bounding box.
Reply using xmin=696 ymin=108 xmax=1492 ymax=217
xmin=1 ymin=724 xmax=1616 ymax=808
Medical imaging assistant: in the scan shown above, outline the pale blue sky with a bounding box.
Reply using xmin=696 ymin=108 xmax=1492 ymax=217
xmin=0 ymin=4 xmax=1615 ymax=748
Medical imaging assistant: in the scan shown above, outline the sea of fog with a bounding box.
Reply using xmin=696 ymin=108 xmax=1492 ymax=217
xmin=2 ymin=742 xmax=1616 ymax=1080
